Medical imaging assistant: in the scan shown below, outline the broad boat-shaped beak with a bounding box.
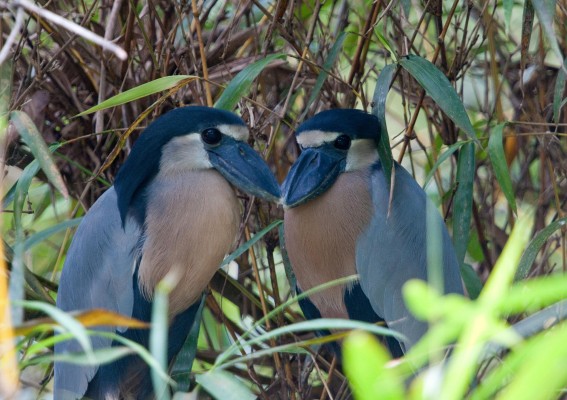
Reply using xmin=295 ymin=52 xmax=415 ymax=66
xmin=208 ymin=137 xmax=280 ymax=202
xmin=281 ymin=147 xmax=346 ymax=208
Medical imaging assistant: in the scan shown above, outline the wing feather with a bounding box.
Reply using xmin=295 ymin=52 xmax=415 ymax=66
xmin=356 ymin=163 xmax=463 ymax=352
xmin=54 ymin=187 xmax=142 ymax=399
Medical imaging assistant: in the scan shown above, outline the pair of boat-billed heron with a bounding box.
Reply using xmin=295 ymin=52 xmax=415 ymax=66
xmin=54 ymin=106 xmax=280 ymax=399
xmin=282 ymin=109 xmax=464 ymax=356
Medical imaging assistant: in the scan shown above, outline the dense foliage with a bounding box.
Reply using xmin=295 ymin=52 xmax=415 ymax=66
xmin=1 ymin=0 xmax=566 ymax=399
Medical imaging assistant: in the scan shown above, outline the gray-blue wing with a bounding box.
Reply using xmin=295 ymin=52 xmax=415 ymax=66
xmin=54 ymin=187 xmax=142 ymax=399
xmin=356 ymin=163 xmax=463 ymax=352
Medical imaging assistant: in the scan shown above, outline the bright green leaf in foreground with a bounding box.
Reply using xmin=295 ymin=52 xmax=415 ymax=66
xmin=196 ymin=370 xmax=256 ymax=400
xmin=343 ymin=331 xmax=404 ymax=400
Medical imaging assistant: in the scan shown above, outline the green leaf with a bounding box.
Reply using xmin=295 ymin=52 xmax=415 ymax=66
xmin=452 ymin=143 xmax=475 ymax=266
xmin=501 ymin=275 xmax=567 ymax=315
xmin=23 ymin=217 xmax=82 ymax=251
xmin=20 ymin=300 xmax=93 ymax=357
xmin=302 ymin=33 xmax=347 ymax=118
xmin=10 ymin=111 xmax=68 ymax=198
xmin=460 ymin=263 xmax=483 ymax=300
xmin=481 ymin=212 xmax=534 ymax=305
xmin=215 ymin=54 xmax=286 ymax=110
xmin=343 ymin=331 xmax=404 ymax=400
xmin=196 ymin=370 xmax=256 ymax=400
xmin=531 ymin=0 xmax=563 ymax=61
xmin=150 ymin=274 xmax=176 ymax=400
xmin=503 ymin=0 xmax=514 ymax=32
xmin=515 ymin=217 xmax=567 ymax=280
xmin=498 ymin=322 xmax=567 ymax=400
xmin=76 ymin=76 xmax=197 ymax=117
xmin=171 ymin=294 xmax=205 ymax=391
xmin=488 ymin=124 xmax=517 ymax=214
xmin=398 ymin=55 xmax=476 ymax=140
xmin=371 ymin=64 xmax=396 ymax=188
xmin=221 ymin=219 xmax=282 ymax=266
xmin=423 ymin=141 xmax=467 ymax=188
xmin=553 ymin=57 xmax=567 ymax=123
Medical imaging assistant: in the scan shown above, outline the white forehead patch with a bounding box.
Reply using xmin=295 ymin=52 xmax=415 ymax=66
xmin=346 ymin=139 xmax=378 ymax=171
xmin=159 ymin=134 xmax=212 ymax=176
xmin=296 ymin=130 xmax=340 ymax=148
xmin=218 ymin=124 xmax=249 ymax=141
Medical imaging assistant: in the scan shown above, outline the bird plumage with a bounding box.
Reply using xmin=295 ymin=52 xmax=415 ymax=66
xmin=55 ymin=106 xmax=280 ymax=399
xmin=282 ymin=108 xmax=463 ymax=355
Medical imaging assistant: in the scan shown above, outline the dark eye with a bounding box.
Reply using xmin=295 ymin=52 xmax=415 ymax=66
xmin=201 ymin=128 xmax=222 ymax=145
xmin=334 ymin=134 xmax=351 ymax=150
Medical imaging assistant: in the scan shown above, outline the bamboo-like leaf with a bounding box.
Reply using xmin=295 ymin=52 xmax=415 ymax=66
xmin=302 ymin=33 xmax=347 ymax=118
xmin=488 ymin=124 xmax=517 ymax=214
xmin=23 ymin=217 xmax=82 ymax=250
xmin=20 ymin=300 xmax=93 ymax=356
xmin=499 ymin=274 xmax=567 ymax=315
xmin=553 ymin=57 xmax=567 ymax=123
xmin=460 ymin=263 xmax=483 ymax=300
xmin=515 ymin=217 xmax=567 ymax=280
xmin=215 ymin=54 xmax=286 ymax=111
xmin=452 ymin=143 xmax=475 ymax=266
xmin=221 ymin=219 xmax=282 ymax=266
xmin=150 ymin=274 xmax=176 ymax=400
xmin=423 ymin=141 xmax=467 ymax=188
xmin=343 ymin=331 xmax=404 ymax=400
xmin=14 ymin=308 xmax=149 ymax=336
xmin=171 ymin=294 xmax=205 ymax=391
xmin=196 ymin=370 xmax=256 ymax=400
xmin=10 ymin=111 xmax=68 ymax=198
xmin=371 ymin=63 xmax=396 ymax=187
xmin=76 ymin=76 xmax=198 ymax=117
xmin=481 ymin=212 xmax=534 ymax=304
xmin=398 ymin=55 xmax=477 ymax=140
xmin=503 ymin=0 xmax=514 ymax=32
xmin=531 ymin=0 xmax=563 ymax=61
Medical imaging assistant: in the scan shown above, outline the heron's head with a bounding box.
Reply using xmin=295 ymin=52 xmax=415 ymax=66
xmin=282 ymin=109 xmax=380 ymax=208
xmin=114 ymin=106 xmax=280 ymax=223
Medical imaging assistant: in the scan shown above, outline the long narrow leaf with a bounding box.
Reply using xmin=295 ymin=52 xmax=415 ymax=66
xmin=553 ymin=57 xmax=567 ymax=123
xmin=371 ymin=63 xmax=396 ymax=187
xmin=515 ymin=217 xmax=567 ymax=280
xmin=215 ymin=54 xmax=286 ymax=110
xmin=221 ymin=219 xmax=282 ymax=266
xmin=302 ymin=33 xmax=347 ymax=117
xmin=399 ymin=55 xmax=477 ymax=140
xmin=76 ymin=76 xmax=197 ymax=117
xmin=196 ymin=370 xmax=256 ymax=400
xmin=488 ymin=124 xmax=517 ymax=214
xmin=531 ymin=0 xmax=563 ymax=61
xmin=10 ymin=111 xmax=68 ymax=198
xmin=423 ymin=141 xmax=467 ymax=188
xmin=452 ymin=143 xmax=475 ymax=266
xmin=23 ymin=218 xmax=82 ymax=251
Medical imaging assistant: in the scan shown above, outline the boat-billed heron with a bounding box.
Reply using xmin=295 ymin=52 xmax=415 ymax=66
xmin=54 ymin=106 xmax=280 ymax=399
xmin=281 ymin=109 xmax=463 ymax=356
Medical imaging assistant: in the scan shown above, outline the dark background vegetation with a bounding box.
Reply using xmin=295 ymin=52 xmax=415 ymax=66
xmin=1 ymin=0 xmax=566 ymax=399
